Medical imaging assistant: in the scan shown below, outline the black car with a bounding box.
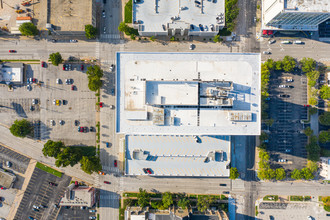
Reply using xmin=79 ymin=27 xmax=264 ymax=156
xmin=83 ymin=127 xmax=88 ymax=133
xmin=33 ymin=208 xmax=39 ymax=212
xmin=75 ymin=120 xmax=79 ymax=126
xmin=103 ymin=0 xmax=106 ymax=3
xmin=90 ymin=126 xmax=94 ymax=132
xmin=194 ymin=0 xmax=201 ymax=4
xmin=219 ymin=184 xmax=227 ymax=186
xmin=52 ymin=39 xmax=57 ymax=43
xmin=49 ymin=182 xmax=57 ymax=186
xmin=143 ymin=168 xmax=148 ymax=174
xmin=199 ymin=24 xmax=204 ymax=31
xmin=222 ymin=191 xmax=230 ymax=194
xmin=279 ymin=94 xmax=290 ymax=98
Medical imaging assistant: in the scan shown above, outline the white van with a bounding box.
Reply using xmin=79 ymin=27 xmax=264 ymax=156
xmin=281 ymin=41 xmax=292 ymax=44
xmin=294 ymin=40 xmax=304 ymax=44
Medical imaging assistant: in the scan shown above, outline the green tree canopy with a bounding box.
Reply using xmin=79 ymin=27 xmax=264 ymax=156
xmin=275 ymin=168 xmax=286 ymax=180
xmin=213 ymin=35 xmax=221 ymax=43
xmin=55 ymin=147 xmax=83 ymax=167
xmin=306 ymin=70 xmax=320 ymax=81
xmin=307 ymin=160 xmax=318 ymax=173
xmin=80 ymin=156 xmax=102 ymax=174
xmin=162 ymin=192 xmax=173 ymax=209
xmin=197 ymin=196 xmax=215 ymax=212
xmin=229 ymin=167 xmax=239 ymax=180
xmin=178 ymin=197 xmax=190 ymax=209
xmin=282 ymin=56 xmax=296 ymax=72
xmin=42 ymin=140 xmax=65 ymax=158
xmin=88 ymin=77 xmax=103 ymax=91
xmin=87 ymin=65 xmax=104 ymax=79
xmin=275 ymin=61 xmax=283 ymax=71
xmin=85 ymin=24 xmax=97 ymax=39
xmin=264 ymin=59 xmax=275 ymax=70
xmin=291 ymin=169 xmax=302 ymax=179
xmin=300 ymin=57 xmax=316 ymax=73
xmin=320 ymin=85 xmax=330 ymax=100
xmin=305 ymin=141 xmax=320 ymax=162
xmin=304 ymin=127 xmax=313 ymax=136
xmin=301 ymin=168 xmax=314 ymax=180
xmin=225 ymin=0 xmax=239 ymax=32
xmin=137 ymin=188 xmax=150 ymax=208
xmin=49 ymin=52 xmax=63 ymax=66
xmin=9 ymin=119 xmax=32 ymax=138
xmin=320 ymin=112 xmax=330 ymax=126
xmin=19 ymin=22 xmax=38 ymax=36
xmin=319 ymin=130 xmax=330 ymax=143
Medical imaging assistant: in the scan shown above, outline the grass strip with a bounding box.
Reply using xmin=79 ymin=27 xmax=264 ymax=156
xmin=36 ymin=162 xmax=62 ymax=178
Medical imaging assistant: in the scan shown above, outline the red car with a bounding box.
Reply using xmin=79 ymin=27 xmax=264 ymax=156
xmin=41 ymin=61 xmax=46 ymax=67
xmin=9 ymin=50 xmax=16 ymax=53
xmin=114 ymin=160 xmax=117 ymax=167
xmin=104 ymin=181 xmax=111 ymax=184
xmin=71 ymin=85 xmax=75 ymax=90
xmin=32 ymin=78 xmax=36 ymax=83
xmin=81 ymin=65 xmax=84 ymax=71
xmin=78 ymin=127 xmax=84 ymax=132
xmin=304 ymin=105 xmax=310 ymax=107
xmin=63 ymin=65 xmax=65 ymax=70
xmin=146 ymin=168 xmax=152 ymax=174
xmin=99 ymin=102 xmax=103 ymax=108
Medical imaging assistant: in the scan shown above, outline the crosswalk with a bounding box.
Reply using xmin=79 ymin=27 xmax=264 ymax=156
xmin=95 ymin=42 xmax=100 ymax=59
xmin=101 ymin=34 xmax=121 ymax=39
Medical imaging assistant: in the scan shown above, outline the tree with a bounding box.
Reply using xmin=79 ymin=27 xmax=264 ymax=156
xmin=301 ymin=168 xmax=314 ymax=180
xmin=259 ymin=149 xmax=270 ymax=161
xmin=80 ymin=156 xmax=102 ymax=174
xmin=137 ymin=188 xmax=150 ymax=208
xmin=306 ymin=70 xmax=320 ymax=81
xmin=275 ymin=168 xmax=286 ymax=180
xmin=300 ymin=57 xmax=316 ymax=73
xmin=55 ymin=147 xmax=83 ymax=167
xmin=213 ymin=35 xmax=221 ymax=43
xmin=229 ymin=167 xmax=239 ymax=179
xmin=19 ymin=22 xmax=38 ymax=36
xmin=85 ymin=24 xmax=97 ymax=39
xmin=320 ymin=85 xmax=330 ymax=100
xmin=275 ymin=61 xmax=283 ymax=71
xmin=178 ymin=197 xmax=190 ymax=209
xmin=305 ymin=141 xmax=320 ymax=162
xmin=319 ymin=112 xmax=330 ymax=126
xmin=118 ymin=22 xmax=129 ymax=33
xmin=197 ymin=196 xmax=215 ymax=212
xmin=150 ymin=36 xmax=156 ymax=41
xmin=322 ymin=196 xmax=330 ymax=207
xmin=282 ymin=56 xmax=296 ymax=72
xmin=264 ymin=59 xmax=275 ymax=70
xmin=88 ymin=77 xmax=102 ymax=91
xmin=42 ymin=140 xmax=65 ymax=158
xmin=259 ymin=132 xmax=269 ymax=142
xmin=291 ymin=169 xmax=302 ymax=179
xmin=9 ymin=119 xmax=32 ymax=138
xmin=162 ymin=192 xmax=173 ymax=209
xmin=309 ymin=97 xmax=318 ymax=106
xmin=303 ymin=127 xmax=313 ymax=136
xmin=49 ymin=52 xmax=63 ymax=66
xmin=87 ymin=65 xmax=104 ymax=79
xmin=319 ymin=130 xmax=330 ymax=143
xmin=307 ymin=160 xmax=318 ymax=173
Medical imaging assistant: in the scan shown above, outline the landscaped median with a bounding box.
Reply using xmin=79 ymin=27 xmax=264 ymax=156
xmin=263 ymin=195 xmax=278 ymax=201
xmin=120 ymin=189 xmax=229 ymax=220
xmin=289 ymin=195 xmax=311 ymax=202
xmin=36 ymin=162 xmax=62 ymax=178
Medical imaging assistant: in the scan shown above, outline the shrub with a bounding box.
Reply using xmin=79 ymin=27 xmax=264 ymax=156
xmin=320 ymin=85 xmax=330 ymax=100
xmin=319 ymin=112 xmax=330 ymax=126
xmin=19 ymin=22 xmax=38 ymax=36
xmin=85 ymin=24 xmax=97 ymax=39
xmin=229 ymin=167 xmax=239 ymax=179
xmin=150 ymin=36 xmax=155 ymax=41
xmin=10 ymin=119 xmax=32 ymax=138
xmin=170 ymin=36 xmax=175 ymax=41
xmin=303 ymin=127 xmax=313 ymax=136
xmin=319 ymin=130 xmax=330 ymax=143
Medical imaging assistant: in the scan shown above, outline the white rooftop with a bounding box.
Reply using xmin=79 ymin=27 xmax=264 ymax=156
xmin=0 ymin=63 xmax=23 ymax=83
xmin=286 ymin=0 xmax=330 ymax=12
xmin=133 ymin=0 xmax=225 ymax=35
xmin=126 ymin=135 xmax=230 ymax=176
xmin=116 ymin=52 xmax=261 ymax=136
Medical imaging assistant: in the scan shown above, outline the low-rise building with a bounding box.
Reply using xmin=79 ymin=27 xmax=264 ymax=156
xmin=133 ymin=0 xmax=225 ymax=36
xmin=0 ymin=63 xmax=24 ymax=84
xmin=59 ymin=183 xmax=96 ymax=207
xmin=0 ymin=168 xmax=16 ymax=189
xmin=262 ymin=0 xmax=330 ymax=41
xmin=320 ymin=157 xmax=330 ymax=180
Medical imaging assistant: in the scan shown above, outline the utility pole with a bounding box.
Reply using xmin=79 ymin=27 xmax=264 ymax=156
xmin=1 ymin=0 xmax=3 ymax=9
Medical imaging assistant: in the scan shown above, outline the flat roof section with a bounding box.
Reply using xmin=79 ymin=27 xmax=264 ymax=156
xmin=133 ymin=0 xmax=225 ymax=35
xmin=116 ymin=52 xmax=261 ymax=135
xmin=125 ymin=135 xmax=230 ymax=177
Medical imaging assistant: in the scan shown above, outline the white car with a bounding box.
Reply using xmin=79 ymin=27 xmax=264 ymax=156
xmin=268 ymin=39 xmax=276 ymax=44
xmin=32 ymin=205 xmax=40 ymax=209
xmin=286 ymin=78 xmax=293 ymax=82
xmin=102 ymin=10 xmax=106 ymax=18
xmin=263 ymin=51 xmax=271 ymax=55
xmin=70 ymin=39 xmax=78 ymax=43
xmin=53 ymin=99 xmax=56 ymax=105
xmin=89 ymin=210 xmax=96 ymax=213
xmin=103 ymin=27 xmax=106 ymax=34
xmin=279 ymin=85 xmax=286 ymax=88
xmin=109 ymin=64 xmax=115 ymax=72
xmin=27 ymin=85 xmax=32 ymax=91
xmin=50 ymin=120 xmax=55 ymax=126
xmin=56 ymin=78 xmax=60 ymax=84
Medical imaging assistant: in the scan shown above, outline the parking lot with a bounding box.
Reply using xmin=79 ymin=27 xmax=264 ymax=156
xmin=57 ymin=205 xmax=97 ymax=220
xmin=0 ymin=63 xmax=96 ymax=146
xmin=14 ymin=167 xmax=71 ymax=220
xmin=267 ymin=71 xmax=308 ymax=170
xmin=259 ymin=202 xmax=328 ymax=220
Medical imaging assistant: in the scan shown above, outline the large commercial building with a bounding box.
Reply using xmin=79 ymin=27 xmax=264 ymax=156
xmin=116 ymin=52 xmax=261 ymax=177
xmin=132 ymin=0 xmax=225 ymax=36
xmin=262 ymin=0 xmax=330 ymax=40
